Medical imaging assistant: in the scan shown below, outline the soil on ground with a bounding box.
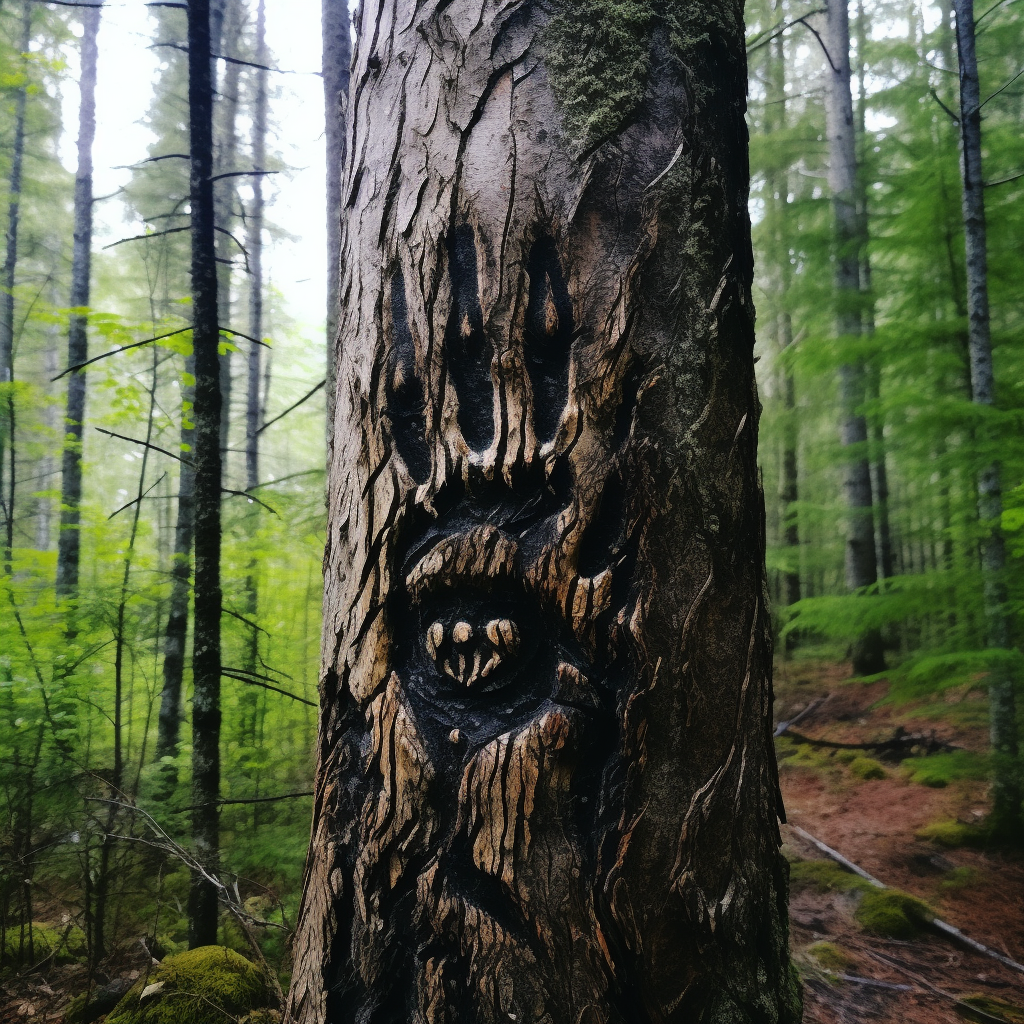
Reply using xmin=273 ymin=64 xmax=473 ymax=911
xmin=777 ymin=658 xmax=1024 ymax=1024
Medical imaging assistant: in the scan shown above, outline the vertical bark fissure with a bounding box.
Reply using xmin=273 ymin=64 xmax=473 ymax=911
xmin=825 ymin=0 xmax=883 ymax=673
xmin=951 ymin=0 xmax=1020 ymax=834
xmin=186 ymin=0 xmax=224 ymax=949
xmin=56 ymin=0 xmax=102 ymax=602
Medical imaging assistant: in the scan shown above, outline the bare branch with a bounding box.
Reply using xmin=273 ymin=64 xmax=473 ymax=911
xmin=52 ymin=327 xmax=191 ymax=380
xmin=221 ymin=669 xmax=316 ymax=706
xmin=102 ymin=225 xmax=191 ymax=250
xmin=257 ymin=379 xmax=326 ymax=434
xmin=95 ymin=427 xmax=193 ymax=465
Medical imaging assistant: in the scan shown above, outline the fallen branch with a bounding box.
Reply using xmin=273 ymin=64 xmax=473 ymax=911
xmin=774 ymin=696 xmax=827 ymax=737
xmin=791 ymin=825 xmax=1024 ymax=976
xmin=779 ymin=725 xmax=958 ymax=759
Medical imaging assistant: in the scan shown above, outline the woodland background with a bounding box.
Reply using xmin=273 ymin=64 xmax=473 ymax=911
xmin=1 ymin=0 xmax=1024 ymax=1017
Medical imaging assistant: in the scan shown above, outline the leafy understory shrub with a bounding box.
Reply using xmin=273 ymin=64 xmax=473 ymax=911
xmin=106 ymin=946 xmax=275 ymax=1024
xmin=848 ymin=756 xmax=887 ymax=780
xmin=854 ymin=888 xmax=933 ymax=939
xmin=916 ymin=818 xmax=990 ymax=848
xmin=788 ymin=859 xmax=873 ymax=895
xmin=901 ymin=750 xmax=989 ymax=788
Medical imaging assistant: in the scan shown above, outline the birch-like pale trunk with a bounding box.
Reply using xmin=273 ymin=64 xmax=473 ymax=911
xmin=1 ymin=2 xmax=32 ymax=574
xmin=213 ymin=0 xmax=243 ymax=461
xmin=56 ymin=0 xmax=102 ymax=601
xmin=825 ymin=0 xmax=883 ymax=674
xmin=287 ymin=4 xmax=799 ymax=1023
xmin=186 ymin=0 xmax=224 ymax=948
xmin=240 ymin=0 xmax=268 ymax=742
xmin=951 ymin=0 xmax=1020 ymax=835
xmin=321 ymin=0 xmax=351 ymax=431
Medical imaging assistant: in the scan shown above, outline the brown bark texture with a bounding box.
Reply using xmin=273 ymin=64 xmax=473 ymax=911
xmin=289 ymin=4 xmax=798 ymax=1023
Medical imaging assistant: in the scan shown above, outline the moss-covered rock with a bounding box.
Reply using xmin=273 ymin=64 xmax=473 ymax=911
xmin=854 ymin=889 xmax=933 ymax=939
xmin=106 ymin=946 xmax=274 ymax=1024
xmin=848 ymin=756 xmax=887 ymax=780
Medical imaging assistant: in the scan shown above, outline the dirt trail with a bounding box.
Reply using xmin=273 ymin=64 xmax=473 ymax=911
xmin=778 ymin=660 xmax=1024 ymax=1023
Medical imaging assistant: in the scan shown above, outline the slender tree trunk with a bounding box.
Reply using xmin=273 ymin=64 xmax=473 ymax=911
xmin=187 ymin=0 xmax=223 ymax=949
xmin=825 ymin=0 xmax=883 ymax=674
xmin=1 ymin=2 xmax=32 ymax=574
xmin=951 ymin=0 xmax=1021 ymax=836
xmin=240 ymin=0 xmax=267 ymax=743
xmin=855 ymin=0 xmax=894 ymax=585
xmin=155 ymin=367 xmax=195 ymax=788
xmin=321 ymin=0 xmax=350 ymax=432
xmin=287 ymin=5 xmax=799 ymax=1023
xmin=213 ymin=0 xmax=243 ymax=463
xmin=56 ymin=0 xmax=102 ymax=601
xmin=766 ymin=12 xmax=800 ymax=611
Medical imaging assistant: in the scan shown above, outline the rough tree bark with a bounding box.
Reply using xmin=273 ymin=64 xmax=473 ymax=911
xmin=825 ymin=0 xmax=884 ymax=674
xmin=186 ymin=0 xmax=224 ymax=948
xmin=1 ymin=1 xmax=32 ymax=573
xmin=321 ymin=0 xmax=351 ymax=431
xmin=56 ymin=0 xmax=102 ymax=601
xmin=287 ymin=4 xmax=800 ymax=1024
xmin=951 ymin=0 xmax=1020 ymax=835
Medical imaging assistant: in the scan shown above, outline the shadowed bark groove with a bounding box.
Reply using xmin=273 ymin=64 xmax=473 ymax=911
xmin=288 ymin=4 xmax=800 ymax=1023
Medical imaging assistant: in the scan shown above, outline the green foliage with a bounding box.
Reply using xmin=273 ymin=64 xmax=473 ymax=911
xmin=106 ymin=947 xmax=274 ymax=1024
xmin=901 ymin=750 xmax=990 ymax=787
xmin=854 ymin=888 xmax=934 ymax=939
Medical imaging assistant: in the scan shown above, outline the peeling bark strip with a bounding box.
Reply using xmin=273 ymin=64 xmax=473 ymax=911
xmin=289 ymin=4 xmax=799 ymax=1023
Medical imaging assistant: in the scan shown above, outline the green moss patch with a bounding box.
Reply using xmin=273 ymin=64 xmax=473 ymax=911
xmin=806 ymin=941 xmax=853 ymax=973
xmin=848 ymin=756 xmax=887 ymax=780
xmin=960 ymin=995 xmax=1024 ymax=1023
xmin=107 ymin=946 xmax=274 ymax=1024
xmin=901 ymin=750 xmax=989 ymax=788
xmin=788 ymin=859 xmax=872 ymax=895
xmin=854 ymin=888 xmax=933 ymax=939
xmin=916 ymin=819 xmax=989 ymax=849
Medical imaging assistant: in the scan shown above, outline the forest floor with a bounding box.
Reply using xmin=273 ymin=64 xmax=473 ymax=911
xmin=778 ymin=658 xmax=1024 ymax=1024
xmin=5 ymin=660 xmax=1024 ymax=1023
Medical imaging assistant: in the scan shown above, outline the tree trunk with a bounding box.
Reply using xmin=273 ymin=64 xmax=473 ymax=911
xmin=240 ymin=0 xmax=268 ymax=743
xmin=854 ymin=0 xmax=894 ymax=586
xmin=213 ymin=0 xmax=243 ymax=463
xmin=287 ymin=5 xmax=800 ymax=1023
xmin=321 ymin=0 xmax=350 ymax=432
xmin=155 ymin=367 xmax=195 ymax=789
xmin=825 ymin=0 xmax=883 ymax=674
xmin=56 ymin=0 xmax=102 ymax=601
xmin=765 ymin=9 xmax=800 ymax=611
xmin=951 ymin=0 xmax=1021 ymax=836
xmin=1 ymin=2 xmax=32 ymax=574
xmin=186 ymin=0 xmax=223 ymax=949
